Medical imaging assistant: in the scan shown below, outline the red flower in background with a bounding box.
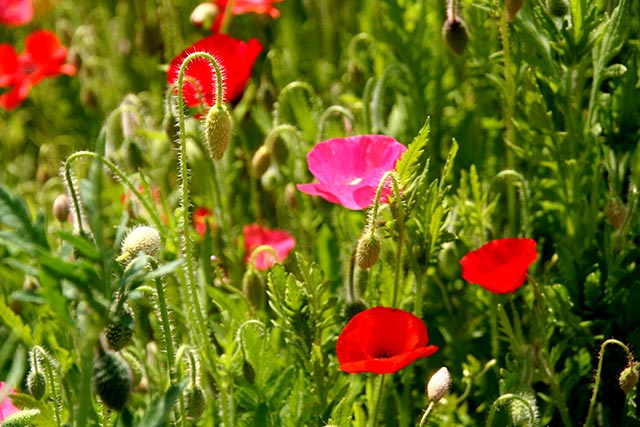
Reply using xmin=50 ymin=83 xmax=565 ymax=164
xmin=0 ymin=0 xmax=33 ymax=26
xmin=243 ymin=223 xmax=295 ymax=270
xmin=211 ymin=0 xmax=282 ymax=32
xmin=0 ymin=382 xmax=19 ymax=421
xmin=460 ymin=238 xmax=538 ymax=294
xmin=167 ymin=33 xmax=262 ymax=110
xmin=194 ymin=207 xmax=214 ymax=236
xmin=297 ymin=135 xmax=407 ymax=210
xmin=0 ymin=30 xmax=76 ymax=109
xmin=336 ymin=307 xmax=438 ymax=374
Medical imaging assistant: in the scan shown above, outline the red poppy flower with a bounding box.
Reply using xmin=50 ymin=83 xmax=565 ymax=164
xmin=297 ymin=135 xmax=407 ymax=210
xmin=460 ymin=237 xmax=538 ymax=294
xmin=167 ymin=33 xmax=262 ymax=110
xmin=210 ymin=0 xmax=282 ymax=32
xmin=0 ymin=0 xmax=33 ymax=26
xmin=193 ymin=207 xmax=214 ymax=236
xmin=0 ymin=382 xmax=19 ymax=420
xmin=0 ymin=30 xmax=76 ymax=109
xmin=243 ymin=223 xmax=295 ymax=270
xmin=336 ymin=306 xmax=439 ymax=374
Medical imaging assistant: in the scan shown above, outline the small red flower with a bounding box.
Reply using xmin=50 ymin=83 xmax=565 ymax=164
xmin=210 ymin=0 xmax=283 ymax=32
xmin=460 ymin=237 xmax=538 ymax=294
xmin=0 ymin=0 xmax=33 ymax=26
xmin=243 ymin=223 xmax=295 ymax=270
xmin=167 ymin=33 xmax=262 ymax=110
xmin=297 ymin=135 xmax=407 ymax=210
xmin=0 ymin=30 xmax=76 ymax=109
xmin=193 ymin=207 xmax=214 ymax=236
xmin=336 ymin=306 xmax=439 ymax=374
xmin=0 ymin=382 xmax=19 ymax=421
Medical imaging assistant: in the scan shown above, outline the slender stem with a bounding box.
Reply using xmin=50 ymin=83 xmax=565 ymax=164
xmin=418 ymin=401 xmax=435 ymax=427
xmin=219 ymin=0 xmax=237 ymax=34
xmin=537 ymin=349 xmax=572 ymax=427
xmin=34 ymin=347 xmax=63 ymax=427
xmin=585 ymin=338 xmax=635 ymax=427
xmin=369 ymin=374 xmax=386 ymax=427
xmin=486 ymin=394 xmax=536 ymax=427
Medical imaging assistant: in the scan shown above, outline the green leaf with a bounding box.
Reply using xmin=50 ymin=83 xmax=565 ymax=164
xmin=136 ymin=381 xmax=186 ymax=427
xmin=0 ymin=185 xmax=49 ymax=250
xmin=396 ymin=117 xmax=430 ymax=188
xmin=0 ymin=301 xmax=32 ymax=346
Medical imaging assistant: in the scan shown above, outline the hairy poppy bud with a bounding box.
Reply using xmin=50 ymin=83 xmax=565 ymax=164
xmin=427 ymin=367 xmax=452 ymax=403
xmin=204 ymin=104 xmax=233 ymax=161
xmin=190 ymin=3 xmax=219 ymax=29
xmin=118 ymin=225 xmax=161 ymax=263
xmin=355 ymin=230 xmax=381 ymax=270
xmin=442 ymin=17 xmax=469 ymax=55
xmin=184 ymin=386 xmax=206 ymax=421
xmin=242 ymin=269 xmax=265 ymax=310
xmin=92 ymin=350 xmax=132 ymax=411
xmin=341 ymin=300 xmax=368 ymax=322
xmin=547 ymin=0 xmax=568 ymax=17
xmin=251 ymin=145 xmax=271 ymax=178
xmin=27 ymin=370 xmax=47 ymax=400
xmin=0 ymin=409 xmax=41 ymax=427
xmin=619 ymin=364 xmax=638 ymax=394
xmin=104 ymin=307 xmax=135 ymax=351
xmin=53 ymin=194 xmax=70 ymax=223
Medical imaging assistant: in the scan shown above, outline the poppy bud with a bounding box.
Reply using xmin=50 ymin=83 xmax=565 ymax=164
xmin=442 ymin=17 xmax=469 ymax=55
xmin=355 ymin=230 xmax=381 ymax=270
xmin=427 ymin=367 xmax=452 ymax=403
xmin=619 ymin=364 xmax=638 ymax=394
xmin=506 ymin=0 xmax=525 ymax=21
xmin=92 ymin=350 xmax=132 ymax=411
xmin=184 ymin=386 xmax=206 ymax=421
xmin=190 ymin=3 xmax=219 ymax=29
xmin=547 ymin=0 xmax=568 ymax=17
xmin=341 ymin=300 xmax=368 ymax=322
xmin=260 ymin=165 xmax=281 ymax=191
xmin=117 ymin=225 xmax=161 ymax=263
xmin=0 ymin=409 xmax=41 ymax=427
xmin=204 ymin=103 xmax=233 ymax=161
xmin=242 ymin=268 xmax=265 ymax=310
xmin=27 ymin=370 xmax=47 ymax=401
xmin=284 ymin=183 xmax=298 ymax=210
xmin=53 ymin=194 xmax=70 ymax=223
xmin=251 ymin=145 xmax=271 ymax=178
xmin=104 ymin=307 xmax=135 ymax=351
xmin=270 ymin=137 xmax=289 ymax=166
xmin=606 ymin=197 xmax=627 ymax=229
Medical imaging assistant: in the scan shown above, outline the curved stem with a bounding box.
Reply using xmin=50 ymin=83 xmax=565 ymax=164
xmin=248 ymin=244 xmax=279 ymax=269
xmin=418 ymin=401 xmax=435 ymax=427
xmin=318 ymin=106 xmax=355 ymax=140
xmin=486 ymin=393 xmax=536 ymax=427
xmin=585 ymin=338 xmax=635 ymax=427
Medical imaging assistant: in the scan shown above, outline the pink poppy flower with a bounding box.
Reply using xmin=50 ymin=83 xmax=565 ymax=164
xmin=297 ymin=135 xmax=407 ymax=210
xmin=167 ymin=33 xmax=263 ymax=110
xmin=243 ymin=223 xmax=295 ymax=270
xmin=0 ymin=382 xmax=19 ymax=421
xmin=460 ymin=237 xmax=538 ymax=294
xmin=0 ymin=30 xmax=77 ymax=109
xmin=0 ymin=0 xmax=33 ymax=26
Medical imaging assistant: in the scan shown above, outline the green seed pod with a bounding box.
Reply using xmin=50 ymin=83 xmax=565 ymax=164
xmin=92 ymin=350 xmax=132 ymax=411
xmin=184 ymin=386 xmax=206 ymax=421
xmin=118 ymin=225 xmax=161 ymax=263
xmin=442 ymin=17 xmax=469 ymax=55
xmin=27 ymin=370 xmax=47 ymax=400
xmin=0 ymin=409 xmax=40 ymax=427
xmin=204 ymin=103 xmax=233 ymax=161
xmin=547 ymin=0 xmax=569 ymax=17
xmin=251 ymin=145 xmax=271 ymax=178
xmin=619 ymin=364 xmax=638 ymax=394
xmin=355 ymin=230 xmax=381 ymax=270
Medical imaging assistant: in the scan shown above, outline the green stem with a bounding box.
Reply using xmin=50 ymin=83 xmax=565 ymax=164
xmin=219 ymin=0 xmax=236 ymax=34
xmin=33 ymin=347 xmax=63 ymax=427
xmin=176 ymin=51 xmax=234 ymax=427
xmin=537 ymin=349 xmax=572 ymax=427
xmin=485 ymin=394 xmax=536 ymax=427
xmin=369 ymin=374 xmax=386 ymax=427
xmin=418 ymin=401 xmax=435 ymax=427
xmin=585 ymin=338 xmax=635 ymax=427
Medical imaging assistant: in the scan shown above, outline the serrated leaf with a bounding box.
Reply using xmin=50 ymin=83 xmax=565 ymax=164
xmin=0 ymin=185 xmax=49 ymax=250
xmin=396 ymin=117 xmax=430 ymax=187
xmin=0 ymin=301 xmax=32 ymax=346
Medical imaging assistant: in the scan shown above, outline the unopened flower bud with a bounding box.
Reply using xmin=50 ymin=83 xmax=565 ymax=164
xmin=92 ymin=350 xmax=132 ymax=411
xmin=242 ymin=269 xmax=265 ymax=310
xmin=53 ymin=194 xmax=70 ymax=223
xmin=118 ymin=226 xmax=161 ymax=263
xmin=251 ymin=145 xmax=271 ymax=178
xmin=606 ymin=197 xmax=627 ymax=229
xmin=547 ymin=0 xmax=569 ymax=17
xmin=184 ymin=386 xmax=206 ymax=421
xmin=442 ymin=17 xmax=469 ymax=55
xmin=0 ymin=409 xmax=41 ymax=427
xmin=27 ymin=370 xmax=47 ymax=401
xmin=356 ymin=230 xmax=381 ymax=270
xmin=104 ymin=307 xmax=135 ymax=351
xmin=204 ymin=103 xmax=233 ymax=161
xmin=619 ymin=364 xmax=638 ymax=394
xmin=506 ymin=0 xmax=525 ymax=21
xmin=341 ymin=300 xmax=367 ymax=322
xmin=190 ymin=3 xmax=219 ymax=29
xmin=427 ymin=367 xmax=452 ymax=403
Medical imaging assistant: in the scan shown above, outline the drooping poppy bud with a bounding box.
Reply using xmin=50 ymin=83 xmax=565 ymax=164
xmin=427 ymin=367 xmax=452 ymax=403
xmin=355 ymin=229 xmax=381 ymax=270
xmin=92 ymin=350 xmax=132 ymax=411
xmin=547 ymin=0 xmax=568 ymax=17
xmin=204 ymin=103 xmax=233 ymax=161
xmin=619 ymin=364 xmax=638 ymax=394
xmin=442 ymin=17 xmax=469 ymax=55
